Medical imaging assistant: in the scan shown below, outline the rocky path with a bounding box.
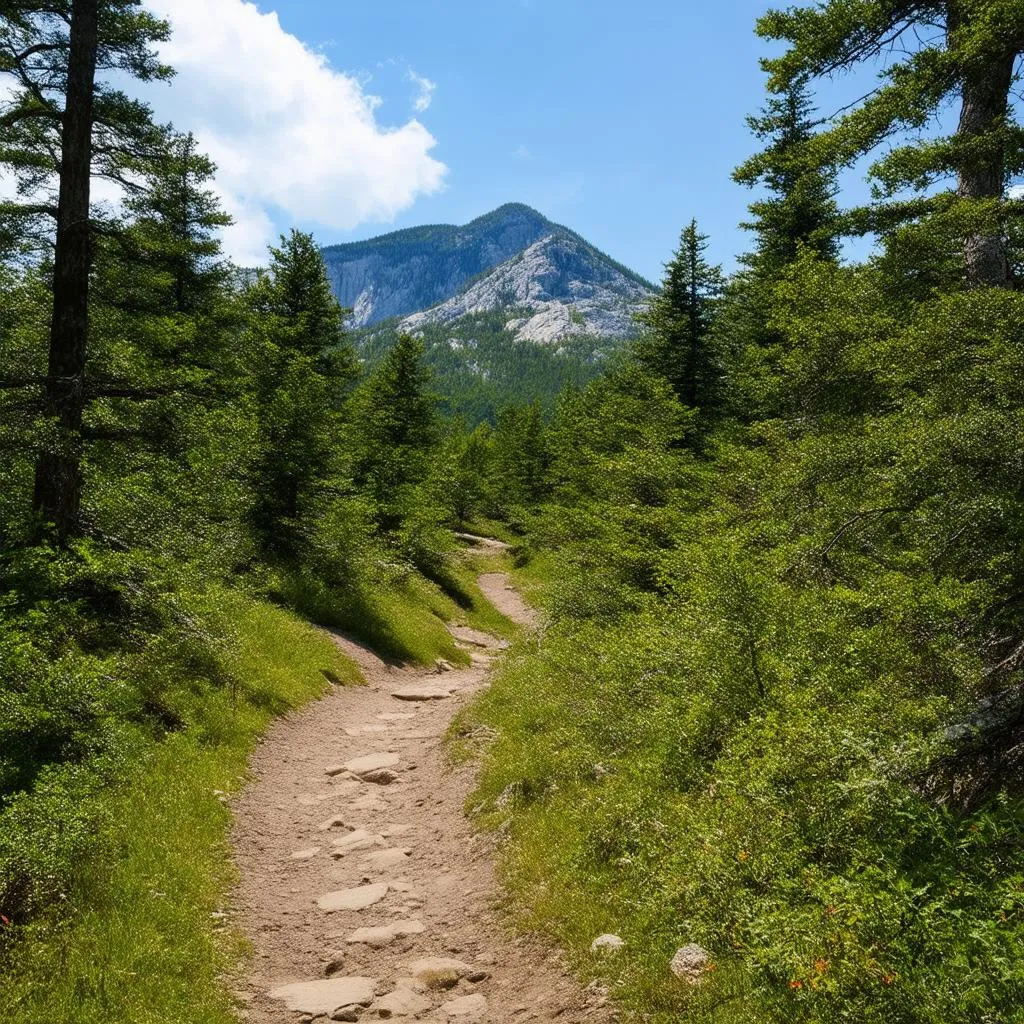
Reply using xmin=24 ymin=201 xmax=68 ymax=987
xmin=229 ymin=553 xmax=610 ymax=1024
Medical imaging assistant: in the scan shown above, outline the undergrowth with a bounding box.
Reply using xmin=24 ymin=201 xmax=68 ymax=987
xmin=0 ymin=592 xmax=358 ymax=1024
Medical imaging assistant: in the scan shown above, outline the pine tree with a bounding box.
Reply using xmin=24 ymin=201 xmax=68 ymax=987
xmin=635 ymin=220 xmax=724 ymax=424
xmin=757 ymin=0 xmax=1024 ymax=288
xmin=492 ymin=400 xmax=549 ymax=515
xmin=247 ymin=231 xmax=357 ymax=561
xmin=82 ymin=132 xmax=248 ymax=556
xmin=351 ymin=333 xmax=438 ymax=533
xmin=0 ymin=0 xmax=172 ymax=540
xmin=734 ymin=82 xmax=839 ymax=278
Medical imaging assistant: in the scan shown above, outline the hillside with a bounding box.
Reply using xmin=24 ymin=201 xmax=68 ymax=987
xmin=322 ymin=203 xmax=654 ymax=333
xmin=329 ymin=204 xmax=656 ymax=420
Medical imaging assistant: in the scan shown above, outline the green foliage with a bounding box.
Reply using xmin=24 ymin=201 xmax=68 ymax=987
xmin=635 ymin=220 xmax=726 ymax=431
xmin=246 ymin=230 xmax=359 ymax=564
xmin=734 ymin=81 xmax=839 ymax=278
xmin=0 ymin=594 xmax=357 ymax=1024
xmin=352 ymin=310 xmax=616 ymax=424
xmin=755 ymin=0 xmax=1024 ymax=287
xmin=467 ymin=259 xmax=1024 ymax=1022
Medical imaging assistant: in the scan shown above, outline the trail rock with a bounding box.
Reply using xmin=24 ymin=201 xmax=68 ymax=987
xmin=670 ymin=943 xmax=711 ymax=983
xmin=316 ymin=883 xmax=389 ymax=912
xmin=332 ymin=829 xmax=387 ymax=855
xmin=442 ymin=992 xmax=488 ymax=1017
xmin=268 ymin=977 xmax=377 ymax=1014
xmin=342 ymin=753 xmax=401 ymax=776
xmin=374 ymin=982 xmax=433 ymax=1016
xmin=361 ymin=847 xmax=412 ymax=869
xmin=407 ymin=957 xmax=472 ymax=983
xmin=392 ymin=684 xmax=461 ymax=702
xmin=362 ymin=768 xmax=400 ymax=785
xmin=590 ymin=933 xmax=625 ymax=953
xmin=447 ymin=625 xmax=501 ymax=649
xmin=347 ymin=919 xmax=425 ymax=947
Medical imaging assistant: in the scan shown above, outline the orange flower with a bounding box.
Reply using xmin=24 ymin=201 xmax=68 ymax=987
xmin=789 ymin=980 xmax=803 ymax=990
xmin=882 ymin=973 xmax=897 ymax=986
xmin=738 ymin=850 xmax=750 ymax=862
xmin=814 ymin=958 xmax=829 ymax=974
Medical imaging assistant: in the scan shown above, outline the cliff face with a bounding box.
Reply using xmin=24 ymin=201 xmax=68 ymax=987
xmin=322 ymin=204 xmax=654 ymax=341
xmin=321 ymin=204 xmax=554 ymax=327
xmin=401 ymin=233 xmax=652 ymax=343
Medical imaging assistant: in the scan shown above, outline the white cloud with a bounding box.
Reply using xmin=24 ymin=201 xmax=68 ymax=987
xmin=513 ymin=144 xmax=531 ymax=160
xmin=407 ymin=68 xmax=437 ymax=113
xmin=143 ymin=0 xmax=447 ymax=264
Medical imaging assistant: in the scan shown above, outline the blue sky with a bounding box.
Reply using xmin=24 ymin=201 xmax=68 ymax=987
xmin=142 ymin=0 xmax=926 ymax=278
xmin=268 ymin=0 xmax=781 ymax=280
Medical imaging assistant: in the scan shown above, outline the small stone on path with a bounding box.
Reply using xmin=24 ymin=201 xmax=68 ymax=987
xmin=332 ymin=829 xmax=386 ymax=854
xmin=338 ymin=752 xmax=401 ymax=777
xmin=360 ymin=846 xmax=412 ymax=869
xmin=268 ymin=977 xmax=377 ymax=1015
xmin=316 ymin=883 xmax=389 ymax=912
xmin=392 ymin=684 xmax=461 ymax=702
xmin=407 ymin=957 xmax=472 ymax=982
xmin=442 ymin=992 xmax=488 ymax=1017
xmin=374 ymin=982 xmax=433 ymax=1016
xmin=361 ymin=767 xmax=400 ymax=785
xmin=346 ymin=919 xmax=425 ymax=947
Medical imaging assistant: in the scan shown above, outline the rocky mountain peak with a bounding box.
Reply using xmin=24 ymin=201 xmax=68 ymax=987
xmin=321 ymin=204 xmax=654 ymax=339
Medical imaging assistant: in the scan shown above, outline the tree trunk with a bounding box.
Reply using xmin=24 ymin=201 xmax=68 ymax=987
xmin=949 ymin=3 xmax=1017 ymax=289
xmin=32 ymin=0 xmax=99 ymax=539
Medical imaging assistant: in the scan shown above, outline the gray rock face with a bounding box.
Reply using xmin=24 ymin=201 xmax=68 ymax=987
xmin=402 ymin=234 xmax=651 ymax=344
xmin=322 ymin=203 xmax=655 ymax=343
xmin=323 ymin=204 xmax=554 ymax=327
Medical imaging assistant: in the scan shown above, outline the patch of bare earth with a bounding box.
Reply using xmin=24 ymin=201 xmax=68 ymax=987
xmin=229 ymin=555 xmax=608 ymax=1023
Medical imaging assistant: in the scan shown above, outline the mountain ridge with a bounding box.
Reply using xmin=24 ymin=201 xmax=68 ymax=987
xmin=321 ymin=203 xmax=655 ymax=333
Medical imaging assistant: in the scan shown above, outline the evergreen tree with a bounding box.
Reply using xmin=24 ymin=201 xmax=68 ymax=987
xmin=351 ymin=333 xmax=438 ymax=533
xmin=83 ymin=132 xmax=248 ymax=557
xmin=734 ymin=82 xmax=839 ymax=278
xmin=757 ymin=0 xmax=1024 ymax=288
xmin=0 ymin=0 xmax=172 ymax=540
xmin=635 ymin=220 xmax=724 ymax=426
xmin=491 ymin=400 xmax=549 ymax=516
xmin=247 ymin=231 xmax=357 ymax=561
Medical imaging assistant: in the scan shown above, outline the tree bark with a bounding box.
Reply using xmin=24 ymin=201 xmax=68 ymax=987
xmin=32 ymin=0 xmax=99 ymax=540
xmin=949 ymin=3 xmax=1018 ymax=289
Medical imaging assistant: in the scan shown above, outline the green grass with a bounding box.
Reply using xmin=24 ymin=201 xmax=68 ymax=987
xmin=285 ymin=557 xmax=518 ymax=666
xmin=0 ymin=595 xmax=359 ymax=1024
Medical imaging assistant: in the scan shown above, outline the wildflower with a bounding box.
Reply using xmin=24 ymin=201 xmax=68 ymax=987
xmin=814 ymin=958 xmax=829 ymax=974
xmin=737 ymin=850 xmax=750 ymax=862
xmin=789 ymin=979 xmax=803 ymax=990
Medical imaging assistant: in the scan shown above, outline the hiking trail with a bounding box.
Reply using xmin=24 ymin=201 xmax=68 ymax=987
xmin=228 ymin=538 xmax=613 ymax=1023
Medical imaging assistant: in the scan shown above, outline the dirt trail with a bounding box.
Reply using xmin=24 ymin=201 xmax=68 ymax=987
xmin=230 ymin=544 xmax=609 ymax=1024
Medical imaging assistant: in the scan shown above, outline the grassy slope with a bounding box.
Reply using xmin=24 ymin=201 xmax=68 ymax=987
xmin=0 ymin=555 xmax=515 ymax=1024
xmin=0 ymin=596 xmax=356 ymax=1024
